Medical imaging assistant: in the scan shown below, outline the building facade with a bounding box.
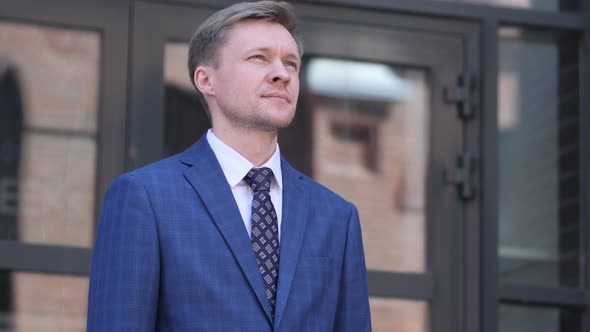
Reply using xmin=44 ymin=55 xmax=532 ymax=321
xmin=0 ymin=0 xmax=589 ymax=331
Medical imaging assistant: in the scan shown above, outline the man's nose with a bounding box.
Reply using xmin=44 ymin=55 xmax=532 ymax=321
xmin=268 ymin=60 xmax=290 ymax=84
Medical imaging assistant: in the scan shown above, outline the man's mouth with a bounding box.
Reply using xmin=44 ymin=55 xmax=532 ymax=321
xmin=263 ymin=92 xmax=290 ymax=103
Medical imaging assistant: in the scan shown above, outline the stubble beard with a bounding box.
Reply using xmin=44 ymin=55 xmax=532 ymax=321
xmin=223 ymin=105 xmax=295 ymax=137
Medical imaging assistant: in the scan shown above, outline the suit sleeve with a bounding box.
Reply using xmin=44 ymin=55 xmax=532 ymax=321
xmin=334 ymin=204 xmax=372 ymax=331
xmin=87 ymin=175 xmax=160 ymax=331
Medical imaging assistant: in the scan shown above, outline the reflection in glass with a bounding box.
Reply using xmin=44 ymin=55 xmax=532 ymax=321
xmin=0 ymin=271 xmax=88 ymax=331
xmin=499 ymin=304 xmax=581 ymax=332
xmin=0 ymin=22 xmax=99 ymax=247
xmin=497 ymin=28 xmax=580 ymax=286
xmin=431 ymin=0 xmax=579 ymax=12
xmin=370 ymin=297 xmax=429 ymax=332
xmin=302 ymin=58 xmax=429 ymax=273
xmin=163 ymin=43 xmax=210 ymax=156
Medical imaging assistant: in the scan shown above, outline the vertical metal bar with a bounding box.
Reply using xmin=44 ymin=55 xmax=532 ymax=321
xmin=128 ymin=3 xmax=166 ymax=170
xmin=481 ymin=17 xmax=499 ymax=332
xmin=95 ymin=0 xmax=130 ymax=232
xmin=463 ymin=25 xmax=482 ymax=332
xmin=581 ymin=15 xmax=590 ymax=332
xmin=580 ymin=1 xmax=590 ymax=330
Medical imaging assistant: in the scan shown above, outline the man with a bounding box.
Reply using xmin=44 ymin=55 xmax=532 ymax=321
xmin=87 ymin=1 xmax=371 ymax=331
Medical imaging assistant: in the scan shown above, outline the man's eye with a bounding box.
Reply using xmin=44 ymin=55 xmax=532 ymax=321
xmin=249 ymin=55 xmax=265 ymax=60
xmin=286 ymin=61 xmax=299 ymax=70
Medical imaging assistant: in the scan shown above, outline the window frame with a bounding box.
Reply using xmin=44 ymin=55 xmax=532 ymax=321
xmin=0 ymin=0 xmax=129 ymax=275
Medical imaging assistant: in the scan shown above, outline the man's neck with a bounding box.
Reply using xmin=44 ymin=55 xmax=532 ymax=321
xmin=211 ymin=126 xmax=278 ymax=167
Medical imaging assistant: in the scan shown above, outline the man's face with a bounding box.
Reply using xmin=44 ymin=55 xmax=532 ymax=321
xmin=206 ymin=20 xmax=301 ymax=133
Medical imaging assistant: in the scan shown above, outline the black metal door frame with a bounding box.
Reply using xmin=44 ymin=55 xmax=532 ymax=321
xmin=0 ymin=0 xmax=587 ymax=331
xmin=128 ymin=2 xmax=480 ymax=331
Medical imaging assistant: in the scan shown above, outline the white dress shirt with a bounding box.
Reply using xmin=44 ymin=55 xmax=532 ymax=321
xmin=206 ymin=129 xmax=283 ymax=239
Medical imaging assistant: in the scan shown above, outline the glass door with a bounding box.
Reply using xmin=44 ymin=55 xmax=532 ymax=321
xmin=129 ymin=3 xmax=480 ymax=331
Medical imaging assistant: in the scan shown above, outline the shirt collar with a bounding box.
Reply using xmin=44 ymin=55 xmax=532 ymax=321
xmin=206 ymin=129 xmax=283 ymax=189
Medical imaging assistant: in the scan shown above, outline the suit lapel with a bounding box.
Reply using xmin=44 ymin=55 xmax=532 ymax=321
xmin=274 ymin=158 xmax=310 ymax=329
xmin=180 ymin=137 xmax=274 ymax=323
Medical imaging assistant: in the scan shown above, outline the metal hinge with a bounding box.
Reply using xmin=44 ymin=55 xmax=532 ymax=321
xmin=443 ymin=73 xmax=477 ymax=120
xmin=445 ymin=152 xmax=476 ymax=201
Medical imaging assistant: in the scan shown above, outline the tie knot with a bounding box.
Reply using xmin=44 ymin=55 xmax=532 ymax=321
xmin=244 ymin=167 xmax=273 ymax=192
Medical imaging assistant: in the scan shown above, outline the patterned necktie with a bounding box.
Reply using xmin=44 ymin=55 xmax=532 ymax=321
xmin=244 ymin=167 xmax=280 ymax=314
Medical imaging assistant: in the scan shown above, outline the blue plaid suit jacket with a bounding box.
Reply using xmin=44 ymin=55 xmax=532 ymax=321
xmin=87 ymin=136 xmax=371 ymax=331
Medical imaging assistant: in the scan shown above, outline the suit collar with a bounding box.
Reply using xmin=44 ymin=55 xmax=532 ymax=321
xmin=180 ymin=136 xmax=274 ymax=323
xmin=273 ymin=157 xmax=310 ymax=329
xmin=181 ymin=137 xmax=311 ymax=328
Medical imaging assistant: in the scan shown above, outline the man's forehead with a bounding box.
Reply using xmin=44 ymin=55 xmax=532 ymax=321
xmin=225 ymin=20 xmax=298 ymax=50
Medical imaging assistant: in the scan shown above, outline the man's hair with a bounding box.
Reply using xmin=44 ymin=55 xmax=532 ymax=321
xmin=187 ymin=1 xmax=304 ymax=118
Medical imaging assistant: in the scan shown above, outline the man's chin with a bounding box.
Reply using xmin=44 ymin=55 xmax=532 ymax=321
xmin=253 ymin=113 xmax=296 ymax=132
xmin=253 ymin=120 xmax=292 ymax=134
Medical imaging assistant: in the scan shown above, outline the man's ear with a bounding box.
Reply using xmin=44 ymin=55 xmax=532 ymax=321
xmin=194 ymin=66 xmax=215 ymax=96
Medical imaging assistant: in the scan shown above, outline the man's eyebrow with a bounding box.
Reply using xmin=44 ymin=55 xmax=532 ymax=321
xmin=285 ymin=53 xmax=301 ymax=62
xmin=243 ymin=47 xmax=271 ymax=55
xmin=244 ymin=47 xmax=300 ymax=61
